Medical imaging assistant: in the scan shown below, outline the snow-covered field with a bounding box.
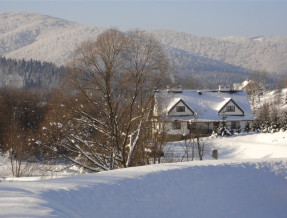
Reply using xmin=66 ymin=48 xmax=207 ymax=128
xmin=165 ymin=131 xmax=287 ymax=161
xmin=1 ymin=132 xmax=287 ymax=217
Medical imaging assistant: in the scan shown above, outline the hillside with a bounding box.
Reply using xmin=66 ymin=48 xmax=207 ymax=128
xmin=257 ymin=88 xmax=287 ymax=111
xmin=1 ymin=12 xmax=287 ymax=87
xmin=151 ymin=30 xmax=287 ymax=74
xmin=0 ymin=12 xmax=105 ymax=66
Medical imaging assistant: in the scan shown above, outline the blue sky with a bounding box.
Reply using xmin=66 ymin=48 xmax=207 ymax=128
xmin=1 ymin=0 xmax=287 ymax=37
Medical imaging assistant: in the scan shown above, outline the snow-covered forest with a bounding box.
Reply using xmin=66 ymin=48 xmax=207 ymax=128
xmin=0 ymin=57 xmax=64 ymax=88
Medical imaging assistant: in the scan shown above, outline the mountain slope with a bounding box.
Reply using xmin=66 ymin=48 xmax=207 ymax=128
xmin=0 ymin=12 xmax=105 ymax=65
xmin=151 ymin=30 xmax=287 ymax=74
xmin=1 ymin=12 xmax=287 ymax=87
xmin=165 ymin=46 xmax=250 ymax=83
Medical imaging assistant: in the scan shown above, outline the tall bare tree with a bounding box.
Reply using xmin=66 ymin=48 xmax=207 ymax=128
xmin=56 ymin=29 xmax=170 ymax=171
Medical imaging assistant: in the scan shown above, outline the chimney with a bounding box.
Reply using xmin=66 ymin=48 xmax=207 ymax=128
xmin=218 ymin=85 xmax=230 ymax=92
xmin=168 ymin=85 xmax=183 ymax=93
xmin=233 ymin=83 xmax=241 ymax=90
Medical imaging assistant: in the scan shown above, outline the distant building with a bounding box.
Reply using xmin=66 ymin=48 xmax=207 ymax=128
xmin=152 ymin=86 xmax=254 ymax=141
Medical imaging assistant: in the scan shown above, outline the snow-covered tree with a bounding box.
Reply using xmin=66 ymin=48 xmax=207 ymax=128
xmin=57 ymin=29 xmax=170 ymax=171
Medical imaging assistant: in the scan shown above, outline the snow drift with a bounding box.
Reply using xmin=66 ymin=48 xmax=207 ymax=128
xmin=1 ymin=132 xmax=287 ymax=217
xmin=1 ymin=159 xmax=287 ymax=218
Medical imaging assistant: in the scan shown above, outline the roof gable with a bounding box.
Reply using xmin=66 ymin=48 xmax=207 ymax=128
xmin=218 ymin=99 xmax=245 ymax=116
xmin=168 ymin=99 xmax=195 ymax=116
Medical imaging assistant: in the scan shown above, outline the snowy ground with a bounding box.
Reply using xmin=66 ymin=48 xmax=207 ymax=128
xmin=256 ymin=88 xmax=287 ymax=111
xmin=1 ymin=132 xmax=287 ymax=217
xmin=164 ymin=131 xmax=287 ymax=161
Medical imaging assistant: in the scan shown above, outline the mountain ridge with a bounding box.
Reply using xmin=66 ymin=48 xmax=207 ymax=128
xmin=1 ymin=12 xmax=287 ymax=87
xmin=149 ymin=29 xmax=287 ymax=74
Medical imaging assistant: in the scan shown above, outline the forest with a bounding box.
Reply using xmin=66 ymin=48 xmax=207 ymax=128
xmin=0 ymin=57 xmax=65 ymax=88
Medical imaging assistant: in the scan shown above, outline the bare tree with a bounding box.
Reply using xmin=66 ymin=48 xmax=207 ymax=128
xmin=149 ymin=118 xmax=168 ymax=164
xmin=247 ymin=71 xmax=267 ymax=105
xmin=275 ymin=80 xmax=283 ymax=105
xmin=0 ymin=87 xmax=50 ymax=177
xmin=55 ymin=29 xmax=170 ymax=171
xmin=3 ymin=123 xmax=37 ymax=177
xmin=189 ymin=121 xmax=206 ymax=160
xmin=248 ymin=71 xmax=267 ymax=88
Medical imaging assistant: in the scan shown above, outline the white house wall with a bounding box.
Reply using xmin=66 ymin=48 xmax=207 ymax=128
xmin=165 ymin=121 xmax=189 ymax=135
xmin=164 ymin=120 xmax=250 ymax=136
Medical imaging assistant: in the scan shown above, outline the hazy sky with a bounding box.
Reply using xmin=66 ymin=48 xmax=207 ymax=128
xmin=1 ymin=0 xmax=287 ymax=37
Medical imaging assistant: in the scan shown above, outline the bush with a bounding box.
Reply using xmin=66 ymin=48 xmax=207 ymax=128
xmin=217 ymin=126 xmax=232 ymax=136
xmin=236 ymin=123 xmax=241 ymax=134
xmin=244 ymin=122 xmax=251 ymax=133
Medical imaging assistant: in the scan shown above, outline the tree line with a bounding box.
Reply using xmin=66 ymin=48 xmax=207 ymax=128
xmin=0 ymin=56 xmax=65 ymax=88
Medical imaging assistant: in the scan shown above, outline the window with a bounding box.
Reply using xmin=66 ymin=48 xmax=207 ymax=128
xmin=172 ymin=121 xmax=181 ymax=130
xmin=231 ymin=121 xmax=237 ymax=129
xmin=176 ymin=106 xmax=185 ymax=112
xmin=226 ymin=106 xmax=235 ymax=112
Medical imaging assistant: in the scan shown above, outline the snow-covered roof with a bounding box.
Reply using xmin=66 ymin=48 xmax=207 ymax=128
xmin=154 ymin=89 xmax=254 ymax=122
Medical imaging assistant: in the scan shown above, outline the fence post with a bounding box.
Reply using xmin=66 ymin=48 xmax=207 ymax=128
xmin=212 ymin=150 xmax=218 ymax=159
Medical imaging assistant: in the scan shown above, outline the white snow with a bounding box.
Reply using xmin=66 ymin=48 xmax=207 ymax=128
xmin=163 ymin=131 xmax=287 ymax=161
xmin=256 ymin=88 xmax=287 ymax=110
xmin=1 ymin=132 xmax=287 ymax=217
xmin=211 ymin=132 xmax=287 ymax=159
xmin=1 ymin=159 xmax=287 ymax=218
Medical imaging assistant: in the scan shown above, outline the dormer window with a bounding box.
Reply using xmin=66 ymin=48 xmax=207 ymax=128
xmin=226 ymin=106 xmax=235 ymax=112
xmin=176 ymin=106 xmax=185 ymax=112
xmin=167 ymin=99 xmax=194 ymax=116
xmin=218 ymin=99 xmax=244 ymax=116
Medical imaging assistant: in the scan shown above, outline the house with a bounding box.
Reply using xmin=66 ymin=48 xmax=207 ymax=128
xmin=152 ymin=85 xmax=254 ymax=141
